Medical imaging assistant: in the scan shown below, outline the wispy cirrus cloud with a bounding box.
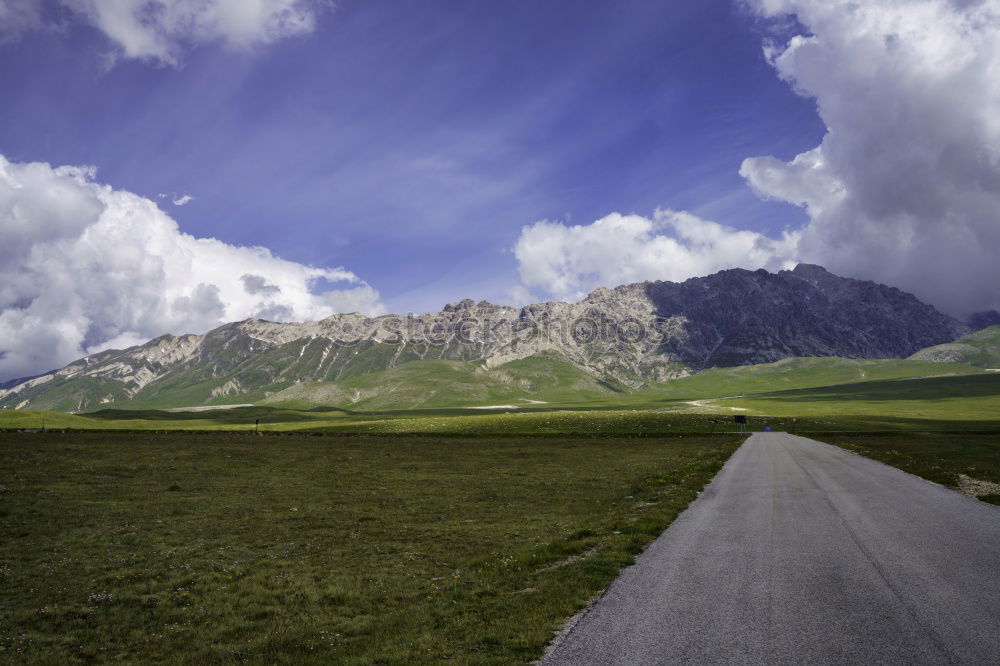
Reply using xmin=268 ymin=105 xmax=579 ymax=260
xmin=1 ymin=0 xmax=331 ymax=65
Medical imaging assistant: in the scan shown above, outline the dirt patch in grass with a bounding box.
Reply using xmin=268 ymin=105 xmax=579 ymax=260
xmin=957 ymin=474 xmax=1000 ymax=498
xmin=535 ymin=544 xmax=601 ymax=573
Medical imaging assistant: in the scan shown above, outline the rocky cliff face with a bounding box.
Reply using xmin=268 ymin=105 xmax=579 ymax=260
xmin=641 ymin=264 xmax=967 ymax=367
xmin=0 ymin=264 xmax=970 ymax=411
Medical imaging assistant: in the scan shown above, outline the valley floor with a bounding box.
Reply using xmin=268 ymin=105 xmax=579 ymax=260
xmin=3 ymin=367 xmax=1000 ymax=662
xmin=0 ymin=431 xmax=737 ymax=664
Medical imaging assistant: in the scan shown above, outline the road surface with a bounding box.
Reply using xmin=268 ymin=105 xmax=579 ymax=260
xmin=543 ymin=432 xmax=1000 ymax=665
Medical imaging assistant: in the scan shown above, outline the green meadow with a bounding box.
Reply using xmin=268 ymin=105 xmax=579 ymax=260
xmin=0 ymin=431 xmax=737 ymax=664
xmin=812 ymin=430 xmax=1000 ymax=505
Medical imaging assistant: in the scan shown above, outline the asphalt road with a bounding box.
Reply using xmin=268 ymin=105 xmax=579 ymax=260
xmin=543 ymin=432 xmax=1000 ymax=665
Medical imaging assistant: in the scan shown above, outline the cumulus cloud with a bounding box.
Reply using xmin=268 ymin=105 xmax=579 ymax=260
xmin=0 ymin=153 xmax=383 ymax=380
xmin=740 ymin=0 xmax=1000 ymax=316
xmin=172 ymin=193 xmax=194 ymax=206
xmin=240 ymin=273 xmax=280 ymax=295
xmin=514 ymin=210 xmax=800 ymax=302
xmin=513 ymin=0 xmax=1000 ymax=316
xmin=5 ymin=0 xmax=329 ymax=65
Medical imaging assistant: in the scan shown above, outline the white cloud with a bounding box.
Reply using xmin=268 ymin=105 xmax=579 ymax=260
xmin=740 ymin=0 xmax=1000 ymax=316
xmin=0 ymin=153 xmax=383 ymax=380
xmin=505 ymin=284 xmax=537 ymax=307
xmin=513 ymin=209 xmax=800 ymax=302
xmin=513 ymin=0 xmax=1000 ymax=317
xmin=172 ymin=193 xmax=194 ymax=206
xmin=0 ymin=0 xmax=44 ymax=42
xmin=7 ymin=0 xmax=329 ymax=65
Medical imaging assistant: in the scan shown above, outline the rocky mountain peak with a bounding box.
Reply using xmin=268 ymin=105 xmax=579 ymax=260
xmin=790 ymin=263 xmax=832 ymax=279
xmin=0 ymin=264 xmax=973 ymax=411
xmin=443 ymin=298 xmax=477 ymax=312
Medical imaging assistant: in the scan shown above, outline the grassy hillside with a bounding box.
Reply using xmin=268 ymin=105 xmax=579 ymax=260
xmin=259 ymin=353 xmax=626 ymax=410
xmin=909 ymin=325 xmax=1000 ymax=368
xmin=633 ymin=357 xmax=980 ymax=403
xmin=0 ymin=375 xmax=132 ymax=413
xmin=705 ymin=373 xmax=1000 ymax=420
xmin=3 ymin=338 xmax=988 ymax=413
xmin=257 ymin=356 xmax=982 ymax=412
xmin=3 ymin=354 xmax=995 ymax=428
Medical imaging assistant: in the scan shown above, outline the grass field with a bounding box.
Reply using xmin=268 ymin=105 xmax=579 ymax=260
xmin=702 ymin=373 xmax=1000 ymax=420
xmin=0 ymin=431 xmax=739 ymax=664
xmin=6 ymin=405 xmax=1000 ymax=440
xmin=3 ymin=359 xmax=1000 ymax=662
xmin=811 ymin=431 xmax=1000 ymax=505
xmin=630 ymin=357 xmax=983 ymax=402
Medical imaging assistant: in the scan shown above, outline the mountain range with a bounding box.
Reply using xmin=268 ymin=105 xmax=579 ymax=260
xmin=1 ymin=264 xmax=993 ymax=412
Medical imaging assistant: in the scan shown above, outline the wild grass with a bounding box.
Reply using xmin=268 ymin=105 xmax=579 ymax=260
xmin=0 ymin=431 xmax=739 ymax=664
xmin=630 ymin=357 xmax=982 ymax=402
xmin=4 ymin=401 xmax=1000 ymax=441
xmin=811 ymin=430 xmax=1000 ymax=505
xmin=680 ymin=373 xmax=1000 ymax=421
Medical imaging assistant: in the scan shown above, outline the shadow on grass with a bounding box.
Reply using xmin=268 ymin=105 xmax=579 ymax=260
xmin=84 ymin=406 xmax=358 ymax=424
xmin=744 ymin=374 xmax=1000 ymax=404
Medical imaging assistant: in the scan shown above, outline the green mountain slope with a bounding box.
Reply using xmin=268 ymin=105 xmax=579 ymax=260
xmin=2 ymin=321 xmax=990 ymax=413
xmin=245 ymin=356 xmax=983 ymax=412
xmin=630 ymin=357 xmax=982 ymax=404
xmin=908 ymin=325 xmax=1000 ymax=368
xmin=714 ymin=373 xmax=1000 ymax=420
xmin=261 ymin=353 xmax=627 ymax=410
xmin=0 ymin=328 xmax=525 ymax=411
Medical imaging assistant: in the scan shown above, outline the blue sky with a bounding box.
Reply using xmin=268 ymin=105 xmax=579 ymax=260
xmin=0 ymin=0 xmax=823 ymax=313
xmin=3 ymin=0 xmax=998 ymax=381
